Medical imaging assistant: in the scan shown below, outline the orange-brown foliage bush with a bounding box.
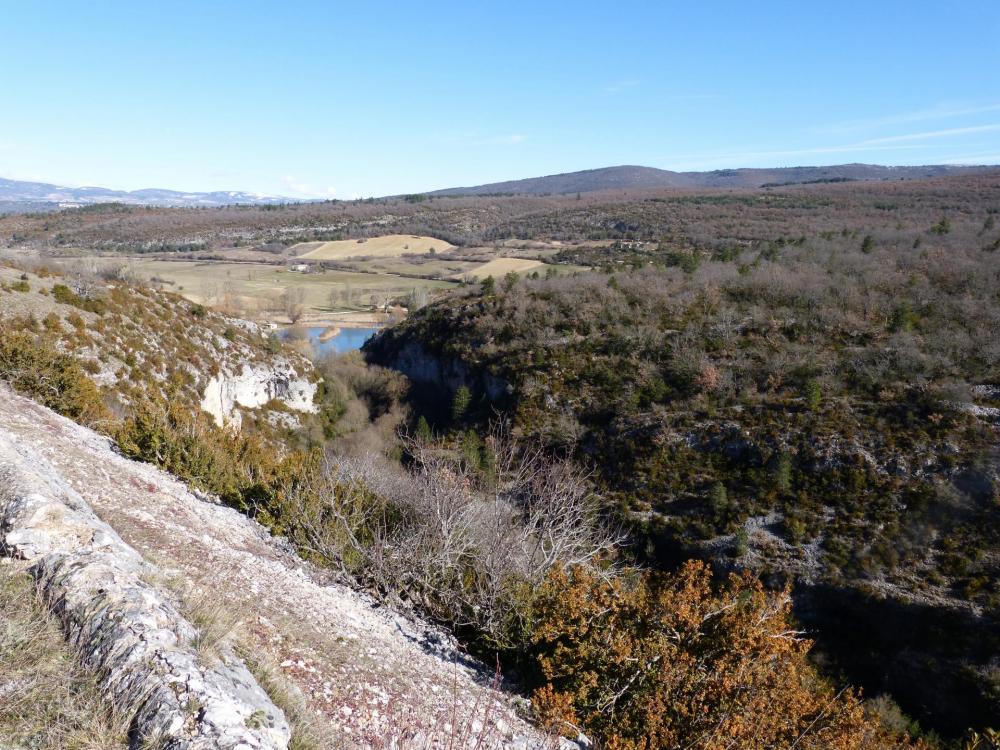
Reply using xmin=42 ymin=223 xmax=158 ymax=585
xmin=531 ymin=561 xmax=919 ymax=750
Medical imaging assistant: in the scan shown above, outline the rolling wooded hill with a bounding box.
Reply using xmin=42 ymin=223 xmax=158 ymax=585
xmin=426 ymin=163 xmax=998 ymax=196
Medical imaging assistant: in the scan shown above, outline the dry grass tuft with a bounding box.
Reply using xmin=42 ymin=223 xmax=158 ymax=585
xmin=181 ymin=590 xmax=242 ymax=664
xmin=238 ymin=646 xmax=329 ymax=750
xmin=0 ymin=562 xmax=129 ymax=749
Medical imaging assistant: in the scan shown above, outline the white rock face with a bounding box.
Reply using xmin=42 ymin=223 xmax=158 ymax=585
xmin=201 ymin=360 xmax=318 ymax=428
xmin=0 ymin=430 xmax=291 ymax=750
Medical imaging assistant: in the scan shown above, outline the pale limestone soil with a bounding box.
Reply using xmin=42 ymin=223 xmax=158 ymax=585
xmin=0 ymin=266 xmax=100 ymax=324
xmin=0 ymin=387 xmax=550 ymax=749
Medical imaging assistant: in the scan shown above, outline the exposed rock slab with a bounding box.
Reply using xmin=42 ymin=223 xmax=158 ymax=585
xmin=0 ymin=429 xmax=290 ymax=749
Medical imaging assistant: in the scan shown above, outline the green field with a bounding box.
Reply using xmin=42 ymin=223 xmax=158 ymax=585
xmin=332 ymin=255 xmax=482 ymax=279
xmin=85 ymin=259 xmax=457 ymax=320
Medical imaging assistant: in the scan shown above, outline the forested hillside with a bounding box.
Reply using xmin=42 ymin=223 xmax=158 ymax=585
xmin=3 ymin=171 xmax=999 ymax=253
xmin=427 ymin=163 xmax=994 ymax=196
xmin=366 ymin=173 xmax=1000 ymax=736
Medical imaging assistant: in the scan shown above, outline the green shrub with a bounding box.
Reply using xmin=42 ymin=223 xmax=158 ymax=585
xmin=461 ymin=428 xmax=482 ymax=470
xmin=709 ymin=481 xmax=729 ymax=517
xmin=50 ymin=283 xmax=107 ymax=314
xmin=112 ymin=399 xmax=311 ymax=524
xmin=416 ymin=414 xmax=432 ymax=442
xmin=930 ymin=216 xmax=951 ymax=235
xmin=733 ymin=527 xmax=750 ymax=557
xmin=803 ymin=378 xmax=822 ymax=411
xmin=889 ymin=302 xmax=920 ymax=332
xmin=0 ymin=330 xmax=107 ymax=424
xmin=774 ymin=451 xmax=793 ymax=492
xmin=51 ymin=283 xmax=77 ymax=305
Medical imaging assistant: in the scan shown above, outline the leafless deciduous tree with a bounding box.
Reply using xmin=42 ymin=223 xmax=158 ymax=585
xmin=282 ymin=422 xmax=620 ymax=646
xmin=281 ymin=287 xmax=306 ymax=323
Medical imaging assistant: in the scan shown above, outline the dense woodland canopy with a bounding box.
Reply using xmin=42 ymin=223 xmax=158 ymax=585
xmin=365 ymin=171 xmax=1000 ymax=738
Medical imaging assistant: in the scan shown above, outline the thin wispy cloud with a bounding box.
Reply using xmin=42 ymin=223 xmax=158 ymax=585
xmin=818 ymin=102 xmax=1000 ymax=134
xmin=859 ymin=123 xmax=1000 ymax=145
xmin=664 ymin=122 xmax=1000 ymax=171
xmin=934 ymin=151 xmax=1000 ymax=165
xmin=604 ymin=79 xmax=640 ymax=94
xmin=665 ymin=143 xmax=933 ymax=170
xmin=673 ymin=143 xmax=927 ymax=163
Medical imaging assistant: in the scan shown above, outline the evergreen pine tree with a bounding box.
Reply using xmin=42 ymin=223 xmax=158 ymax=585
xmin=451 ymin=386 xmax=472 ymax=422
xmin=416 ymin=415 xmax=432 ymax=442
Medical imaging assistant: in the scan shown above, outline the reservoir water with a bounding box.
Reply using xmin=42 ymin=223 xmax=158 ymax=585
xmin=280 ymin=326 xmax=381 ymax=355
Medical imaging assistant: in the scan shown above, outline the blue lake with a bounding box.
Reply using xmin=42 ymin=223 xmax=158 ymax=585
xmin=280 ymin=326 xmax=381 ymax=355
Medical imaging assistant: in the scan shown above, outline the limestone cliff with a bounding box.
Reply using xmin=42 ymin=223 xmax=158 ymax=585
xmin=200 ymin=360 xmax=317 ymax=428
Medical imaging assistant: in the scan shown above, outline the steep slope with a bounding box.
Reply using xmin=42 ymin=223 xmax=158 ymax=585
xmin=0 ymin=424 xmax=290 ymax=750
xmin=364 ymin=213 xmax=1000 ymax=735
xmin=0 ymin=263 xmax=317 ymax=430
xmin=0 ymin=385 xmax=564 ymax=749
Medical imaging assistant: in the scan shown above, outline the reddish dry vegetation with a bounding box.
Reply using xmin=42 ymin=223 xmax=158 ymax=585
xmin=531 ymin=561 xmax=920 ymax=750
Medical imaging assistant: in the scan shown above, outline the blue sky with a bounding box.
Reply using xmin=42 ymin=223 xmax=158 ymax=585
xmin=2 ymin=1 xmax=999 ymax=198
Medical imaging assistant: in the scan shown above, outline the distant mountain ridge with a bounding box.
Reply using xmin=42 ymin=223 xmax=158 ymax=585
xmin=3 ymin=163 xmax=999 ymax=214
xmin=0 ymin=177 xmax=293 ymax=211
xmin=428 ymin=163 xmax=1000 ymax=196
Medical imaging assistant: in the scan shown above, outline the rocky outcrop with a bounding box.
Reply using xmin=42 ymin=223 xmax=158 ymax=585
xmin=0 ymin=431 xmax=290 ymax=749
xmin=365 ymin=337 xmax=511 ymax=403
xmin=0 ymin=385 xmax=564 ymax=749
xmin=200 ymin=360 xmax=317 ymax=428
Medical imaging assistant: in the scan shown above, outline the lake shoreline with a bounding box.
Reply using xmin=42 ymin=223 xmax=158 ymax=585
xmin=278 ymin=324 xmax=382 ymax=355
xmin=317 ymin=326 xmax=342 ymax=342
